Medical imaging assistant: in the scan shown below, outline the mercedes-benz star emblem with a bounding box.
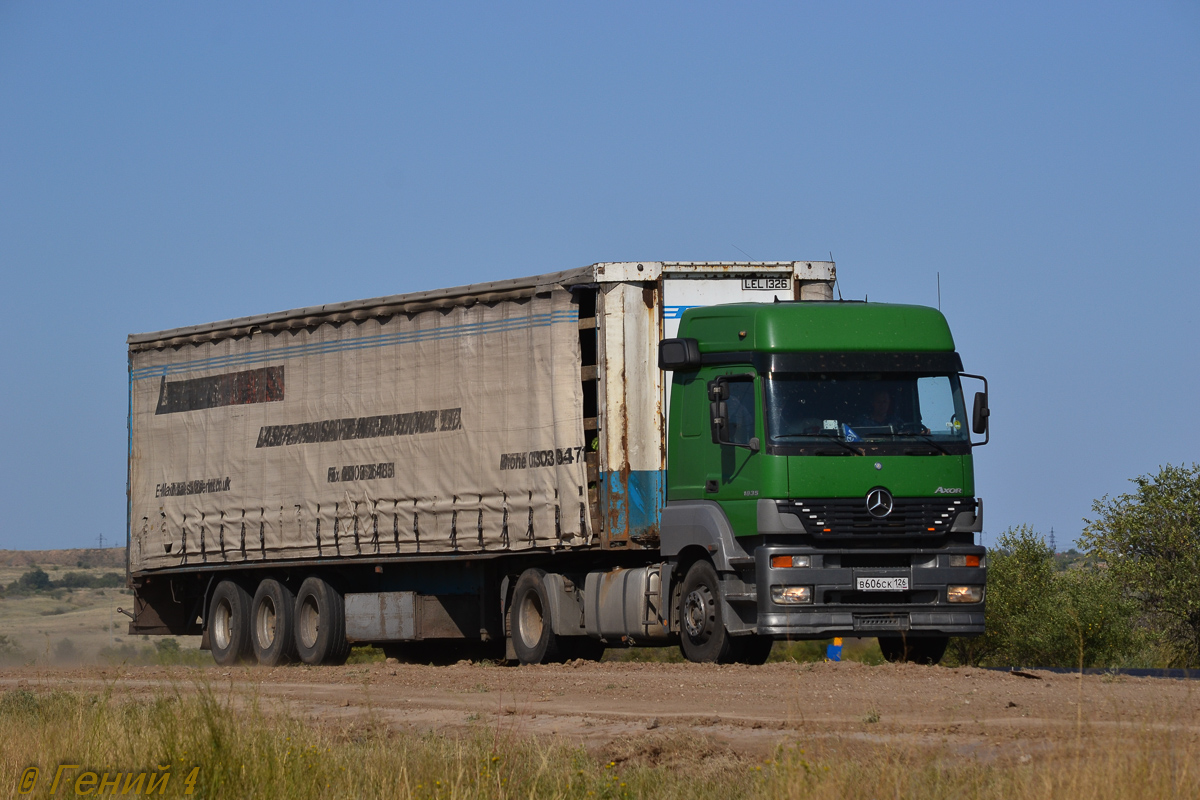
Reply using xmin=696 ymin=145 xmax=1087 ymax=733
xmin=866 ymin=488 xmax=894 ymax=518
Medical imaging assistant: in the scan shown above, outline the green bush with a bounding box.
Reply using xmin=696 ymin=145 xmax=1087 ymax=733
xmin=948 ymin=525 xmax=1142 ymax=668
xmin=5 ymin=568 xmax=124 ymax=595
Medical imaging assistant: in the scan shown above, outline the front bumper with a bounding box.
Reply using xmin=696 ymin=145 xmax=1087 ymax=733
xmin=753 ymin=545 xmax=986 ymax=638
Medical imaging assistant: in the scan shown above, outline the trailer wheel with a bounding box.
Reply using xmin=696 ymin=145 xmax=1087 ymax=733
xmin=677 ymin=560 xmax=737 ymax=664
xmin=510 ymin=568 xmax=565 ymax=665
xmin=294 ymin=577 xmax=350 ymax=665
xmin=251 ymin=579 xmax=298 ymax=666
xmin=209 ymin=580 xmax=253 ymax=666
xmin=878 ymin=635 xmax=947 ymax=665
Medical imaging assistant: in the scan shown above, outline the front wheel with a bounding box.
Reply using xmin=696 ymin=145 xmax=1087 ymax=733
xmin=677 ymin=560 xmax=738 ymax=664
xmin=878 ymin=635 xmax=947 ymax=665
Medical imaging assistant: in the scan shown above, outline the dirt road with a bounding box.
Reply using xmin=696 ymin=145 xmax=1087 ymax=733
xmin=4 ymin=660 xmax=1198 ymax=763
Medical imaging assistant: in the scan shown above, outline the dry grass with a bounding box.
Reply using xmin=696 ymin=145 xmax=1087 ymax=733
xmin=0 ymin=564 xmax=202 ymax=666
xmin=2 ymin=681 xmax=1197 ymax=799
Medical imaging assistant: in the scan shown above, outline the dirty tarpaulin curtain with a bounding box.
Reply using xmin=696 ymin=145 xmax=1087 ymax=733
xmin=128 ymin=289 xmax=589 ymax=571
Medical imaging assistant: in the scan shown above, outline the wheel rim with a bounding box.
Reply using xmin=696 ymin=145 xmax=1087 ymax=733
xmin=213 ymin=598 xmax=232 ymax=651
xmin=256 ymin=596 xmax=277 ymax=649
xmin=683 ymin=587 xmax=714 ymax=641
xmin=517 ymin=592 xmax=544 ymax=649
xmin=298 ymin=595 xmax=320 ymax=649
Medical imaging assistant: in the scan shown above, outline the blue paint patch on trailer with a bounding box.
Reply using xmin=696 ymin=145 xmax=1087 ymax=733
xmin=601 ymin=470 xmax=666 ymax=541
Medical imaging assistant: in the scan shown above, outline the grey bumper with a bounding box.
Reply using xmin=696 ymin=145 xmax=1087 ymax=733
xmin=753 ymin=545 xmax=986 ymax=638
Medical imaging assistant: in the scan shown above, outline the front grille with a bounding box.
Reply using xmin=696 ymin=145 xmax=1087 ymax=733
xmin=840 ymin=553 xmax=910 ymax=569
xmin=780 ymin=497 xmax=972 ymax=538
xmin=824 ymin=590 xmax=939 ymax=605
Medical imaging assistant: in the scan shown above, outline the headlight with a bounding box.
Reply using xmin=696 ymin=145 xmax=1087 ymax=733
xmin=947 ymin=585 xmax=983 ymax=603
xmin=770 ymin=586 xmax=812 ymax=604
xmin=949 ymin=555 xmax=982 ymax=567
xmin=770 ymin=555 xmax=811 ymax=568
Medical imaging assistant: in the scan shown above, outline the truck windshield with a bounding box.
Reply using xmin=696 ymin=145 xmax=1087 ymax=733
xmin=764 ymin=372 xmax=969 ymax=445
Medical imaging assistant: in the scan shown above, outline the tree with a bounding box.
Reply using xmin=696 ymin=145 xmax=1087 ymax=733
xmin=16 ymin=568 xmax=51 ymax=592
xmin=1082 ymin=463 xmax=1200 ymax=667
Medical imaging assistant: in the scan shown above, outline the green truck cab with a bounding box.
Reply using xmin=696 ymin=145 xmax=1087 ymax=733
xmin=659 ymin=300 xmax=988 ymax=664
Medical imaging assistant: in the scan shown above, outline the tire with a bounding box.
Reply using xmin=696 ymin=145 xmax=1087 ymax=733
xmin=251 ymin=579 xmax=297 ymax=666
xmin=732 ymin=634 xmax=774 ymax=665
xmin=878 ymin=635 xmax=948 ymax=665
xmin=677 ymin=560 xmax=738 ymax=664
xmin=209 ymin=580 xmax=253 ymax=666
xmin=294 ymin=576 xmax=350 ymax=665
xmin=510 ymin=568 xmax=566 ymax=665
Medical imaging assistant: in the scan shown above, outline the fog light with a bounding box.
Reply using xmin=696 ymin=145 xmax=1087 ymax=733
xmin=770 ymin=555 xmax=811 ymax=569
xmin=947 ymin=585 xmax=983 ymax=603
xmin=949 ymin=555 xmax=982 ymax=567
xmin=771 ymin=585 xmax=812 ymax=604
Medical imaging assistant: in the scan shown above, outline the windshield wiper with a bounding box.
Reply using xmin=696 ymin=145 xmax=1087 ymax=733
xmin=809 ymin=433 xmax=862 ymax=455
xmin=770 ymin=432 xmax=862 ymax=455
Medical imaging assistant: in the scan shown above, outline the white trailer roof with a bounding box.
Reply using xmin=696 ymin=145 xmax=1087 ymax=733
xmin=128 ymin=261 xmax=834 ymax=351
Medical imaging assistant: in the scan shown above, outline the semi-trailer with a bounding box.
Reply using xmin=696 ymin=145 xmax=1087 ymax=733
xmin=125 ymin=260 xmax=989 ymax=666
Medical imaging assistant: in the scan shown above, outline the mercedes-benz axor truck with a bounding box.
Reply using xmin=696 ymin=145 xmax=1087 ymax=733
xmin=125 ymin=261 xmax=989 ymax=666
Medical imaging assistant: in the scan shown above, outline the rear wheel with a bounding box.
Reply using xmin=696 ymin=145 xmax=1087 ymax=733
xmin=677 ymin=560 xmax=737 ymax=664
xmin=294 ymin=577 xmax=350 ymax=665
xmin=209 ymin=580 xmax=253 ymax=666
xmin=878 ymin=635 xmax=947 ymax=665
xmin=251 ymin=579 xmax=297 ymax=666
xmin=510 ymin=568 xmax=566 ymax=665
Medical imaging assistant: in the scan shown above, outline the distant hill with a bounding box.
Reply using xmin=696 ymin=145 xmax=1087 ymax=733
xmin=0 ymin=547 xmax=125 ymax=568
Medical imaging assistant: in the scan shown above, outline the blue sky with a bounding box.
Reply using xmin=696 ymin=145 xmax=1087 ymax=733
xmin=1 ymin=2 xmax=1197 ymax=551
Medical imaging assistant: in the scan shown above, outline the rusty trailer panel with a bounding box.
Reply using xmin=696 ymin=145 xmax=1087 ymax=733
xmin=589 ymin=262 xmax=835 ymax=548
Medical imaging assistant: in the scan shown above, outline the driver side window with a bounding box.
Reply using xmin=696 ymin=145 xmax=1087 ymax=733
xmin=725 ymin=378 xmax=755 ymax=445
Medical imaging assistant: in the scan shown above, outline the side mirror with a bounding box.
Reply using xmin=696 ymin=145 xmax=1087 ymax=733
xmin=972 ymin=391 xmax=990 ymax=435
xmin=659 ymin=338 xmax=701 ymax=371
xmin=960 ymin=373 xmax=990 ymax=447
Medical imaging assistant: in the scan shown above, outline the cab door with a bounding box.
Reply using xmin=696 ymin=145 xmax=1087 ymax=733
xmin=705 ymin=371 xmax=762 ymax=537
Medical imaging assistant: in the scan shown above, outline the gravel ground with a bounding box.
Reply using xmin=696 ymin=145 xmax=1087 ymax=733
xmin=4 ymin=659 xmax=1198 ymax=762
